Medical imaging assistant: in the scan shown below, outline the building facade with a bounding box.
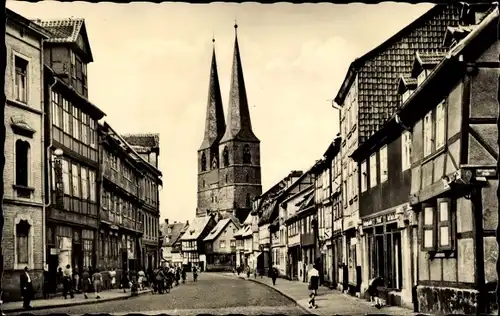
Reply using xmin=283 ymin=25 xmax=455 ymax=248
xmin=396 ymin=4 xmax=499 ymax=314
xmin=180 ymin=216 xmax=217 ymax=271
xmin=121 ymin=133 xmax=161 ymax=271
xmin=99 ymin=122 xmax=161 ymax=276
xmin=334 ymin=3 xmax=462 ymax=296
xmin=197 ymin=26 xmax=262 ymax=225
xmin=39 ymin=17 xmax=105 ymax=293
xmin=160 ymin=219 xmax=189 ymax=268
xmin=203 ymin=217 xmax=240 ymax=271
xmin=3 ymin=9 xmax=50 ymax=302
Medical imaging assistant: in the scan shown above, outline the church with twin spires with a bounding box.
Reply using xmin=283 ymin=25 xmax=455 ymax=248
xmin=197 ymin=24 xmax=262 ymax=224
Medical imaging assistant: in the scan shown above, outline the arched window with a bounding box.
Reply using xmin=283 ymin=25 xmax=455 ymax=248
xmin=245 ymin=194 xmax=251 ymax=208
xmin=16 ymin=220 xmax=30 ymax=266
xmin=223 ymin=147 xmax=229 ymax=167
xmin=15 ymin=140 xmax=30 ymax=187
xmin=243 ymin=145 xmax=251 ymax=164
xmin=201 ymin=153 xmax=207 ymax=172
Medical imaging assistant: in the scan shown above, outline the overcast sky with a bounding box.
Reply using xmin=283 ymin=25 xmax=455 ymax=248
xmin=7 ymin=1 xmax=434 ymax=223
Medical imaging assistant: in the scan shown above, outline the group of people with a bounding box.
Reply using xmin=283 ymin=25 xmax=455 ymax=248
xmin=150 ymin=265 xmax=198 ymax=295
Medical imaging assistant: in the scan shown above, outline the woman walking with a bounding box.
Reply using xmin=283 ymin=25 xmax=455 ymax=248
xmin=92 ymin=268 xmax=103 ymax=299
xmin=109 ymin=268 xmax=117 ymax=289
xmin=307 ymin=265 xmax=319 ymax=309
xmin=81 ymin=268 xmax=91 ymax=299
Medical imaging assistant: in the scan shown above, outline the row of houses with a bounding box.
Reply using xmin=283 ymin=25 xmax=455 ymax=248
xmin=3 ymin=9 xmax=162 ymax=302
xmin=161 ymin=3 xmax=499 ymax=315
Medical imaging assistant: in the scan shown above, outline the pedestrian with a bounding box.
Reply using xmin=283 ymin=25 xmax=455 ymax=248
xmin=42 ymin=264 xmax=50 ymax=299
xmin=63 ymin=264 xmax=74 ymax=299
xmin=192 ymin=265 xmax=198 ymax=282
xmin=109 ymin=268 xmax=117 ymax=289
xmin=367 ymin=276 xmax=384 ymax=309
xmin=138 ymin=268 xmax=145 ymax=290
xmin=121 ymin=270 xmax=130 ymax=293
xmin=307 ymin=264 xmax=319 ymax=309
xmin=20 ymin=267 xmax=33 ymax=310
xmin=82 ymin=268 xmax=91 ymax=299
xmin=271 ymin=267 xmax=278 ymax=286
xmin=92 ymin=268 xmax=103 ymax=299
xmin=73 ymin=265 xmax=80 ymax=293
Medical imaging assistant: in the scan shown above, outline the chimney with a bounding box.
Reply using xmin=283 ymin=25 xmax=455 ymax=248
xmin=164 ymin=219 xmax=168 ymax=224
xmin=174 ymin=221 xmax=177 ymax=223
xmin=186 ymin=220 xmax=189 ymax=225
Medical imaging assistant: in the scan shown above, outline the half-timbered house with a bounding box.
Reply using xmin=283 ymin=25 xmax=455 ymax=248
xmin=396 ymin=4 xmax=499 ymax=314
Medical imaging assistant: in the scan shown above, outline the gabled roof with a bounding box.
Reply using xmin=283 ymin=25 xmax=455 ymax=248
xmin=180 ymin=216 xmax=212 ymax=241
xmin=443 ymin=25 xmax=478 ymax=47
xmin=241 ymin=225 xmax=253 ymax=237
xmin=397 ymin=76 xmax=418 ymax=94
xmin=411 ymin=50 xmax=447 ymax=77
xmin=161 ymin=222 xmax=188 ymax=247
xmin=258 ymin=199 xmax=279 ymax=226
xmin=33 ymin=18 xmax=94 ymax=62
xmin=334 ymin=3 xmax=461 ymax=144
xmin=6 ymin=8 xmax=52 ymax=39
xmin=122 ymin=133 xmax=160 ymax=149
xmin=203 ymin=217 xmax=240 ymax=242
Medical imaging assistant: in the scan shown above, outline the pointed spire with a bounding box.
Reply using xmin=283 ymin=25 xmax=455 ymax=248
xmin=220 ymin=24 xmax=259 ymax=144
xmin=199 ymin=38 xmax=226 ymax=150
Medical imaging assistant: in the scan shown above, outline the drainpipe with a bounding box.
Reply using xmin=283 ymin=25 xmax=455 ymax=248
xmin=43 ymin=75 xmax=58 ymax=270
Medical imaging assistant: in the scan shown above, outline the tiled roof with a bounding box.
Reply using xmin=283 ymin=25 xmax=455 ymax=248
xmin=258 ymin=199 xmax=279 ymax=226
xmin=32 ymin=18 xmax=84 ymax=43
xmin=337 ymin=4 xmax=461 ymax=143
xmin=411 ymin=50 xmax=448 ymax=77
xmin=241 ymin=226 xmax=253 ymax=237
xmin=180 ymin=216 xmax=212 ymax=241
xmin=122 ymin=133 xmax=160 ymax=148
xmin=443 ymin=25 xmax=478 ymax=47
xmin=203 ymin=218 xmax=234 ymax=241
xmin=161 ymin=222 xmax=188 ymax=247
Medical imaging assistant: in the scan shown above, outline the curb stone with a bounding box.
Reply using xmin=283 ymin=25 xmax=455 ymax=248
xmin=3 ymin=290 xmax=151 ymax=314
xmin=244 ymin=278 xmax=313 ymax=315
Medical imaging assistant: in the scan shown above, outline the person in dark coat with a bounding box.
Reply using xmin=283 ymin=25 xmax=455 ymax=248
xmin=20 ymin=267 xmax=33 ymax=309
xmin=367 ymin=276 xmax=384 ymax=309
xmin=121 ymin=270 xmax=130 ymax=293
xmin=81 ymin=268 xmax=91 ymax=299
xmin=271 ymin=267 xmax=278 ymax=286
xmin=42 ymin=264 xmax=50 ymax=299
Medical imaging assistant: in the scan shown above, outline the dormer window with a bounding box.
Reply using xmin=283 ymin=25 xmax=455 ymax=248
xmin=401 ymin=90 xmax=411 ymax=104
xmin=417 ymin=70 xmax=427 ymax=86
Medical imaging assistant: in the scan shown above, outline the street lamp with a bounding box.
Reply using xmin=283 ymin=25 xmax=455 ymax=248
xmin=54 ymin=148 xmax=64 ymax=157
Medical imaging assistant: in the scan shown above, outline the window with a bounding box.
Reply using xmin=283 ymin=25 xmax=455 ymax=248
xmin=369 ymin=153 xmax=377 ymax=188
xmin=230 ymin=240 xmax=236 ymax=247
xmin=401 ymin=90 xmax=411 ymax=104
xmin=437 ymin=198 xmax=453 ymax=250
xmin=379 ymin=145 xmax=388 ymax=183
xmin=401 ymin=131 xmax=412 ymax=171
xmin=14 ymin=56 xmax=28 ymax=103
xmin=201 ymin=153 xmax=207 ymax=171
xmin=81 ymin=167 xmax=88 ymax=200
xmin=360 ymin=161 xmax=367 ymax=192
xmin=72 ymin=107 xmax=80 ymax=140
xmin=417 ymin=70 xmax=427 ymax=86
xmin=423 ymin=112 xmax=433 ymax=157
xmin=70 ymin=51 xmax=76 ymax=78
xmin=81 ymin=114 xmax=89 ymax=145
xmin=72 ymin=164 xmax=80 ymax=198
xmin=82 ymin=62 xmax=87 ymax=86
xmin=219 ymin=240 xmax=226 ymax=248
xmin=223 ymin=147 xmax=229 ymax=167
xmin=15 ymin=140 xmax=30 ymax=187
xmin=62 ymin=160 xmax=70 ymax=195
xmin=422 ymin=205 xmax=435 ymax=251
xmin=52 ymin=92 xmax=61 ymax=127
xmin=243 ymin=145 xmax=251 ymax=164
xmin=435 ymin=102 xmax=446 ymax=149
xmin=63 ymin=99 xmax=71 ymax=134
xmin=16 ymin=220 xmax=30 ymax=266
xmin=89 ymin=119 xmax=96 ymax=149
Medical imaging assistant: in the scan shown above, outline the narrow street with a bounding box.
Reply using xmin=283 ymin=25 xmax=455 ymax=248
xmin=12 ymin=273 xmax=304 ymax=315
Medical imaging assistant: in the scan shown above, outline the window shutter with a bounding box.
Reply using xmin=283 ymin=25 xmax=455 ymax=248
xmin=437 ymin=198 xmax=453 ymax=251
xmin=421 ymin=203 xmax=436 ymax=251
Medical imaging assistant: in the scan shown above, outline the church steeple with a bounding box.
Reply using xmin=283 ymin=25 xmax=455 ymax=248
xmin=220 ymin=24 xmax=259 ymax=144
xmin=200 ymin=38 xmax=226 ymax=150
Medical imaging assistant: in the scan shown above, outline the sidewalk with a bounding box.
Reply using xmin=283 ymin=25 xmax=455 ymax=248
xmin=2 ymin=288 xmax=150 ymax=314
xmin=222 ymin=273 xmax=420 ymax=316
